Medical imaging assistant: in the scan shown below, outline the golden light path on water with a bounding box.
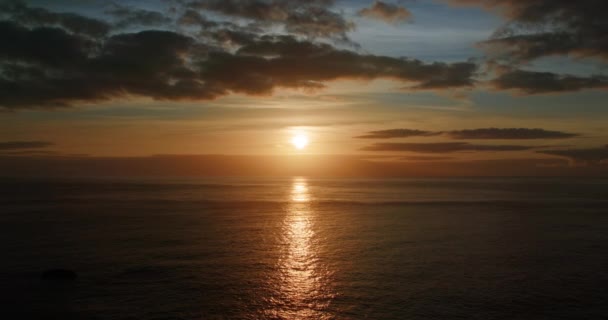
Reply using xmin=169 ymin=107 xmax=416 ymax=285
xmin=266 ymin=177 xmax=335 ymax=319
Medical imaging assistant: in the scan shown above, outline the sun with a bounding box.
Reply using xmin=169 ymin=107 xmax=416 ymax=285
xmin=291 ymin=134 xmax=309 ymax=150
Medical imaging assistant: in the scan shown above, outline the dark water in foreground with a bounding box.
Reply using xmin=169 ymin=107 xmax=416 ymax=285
xmin=1 ymin=177 xmax=608 ymax=319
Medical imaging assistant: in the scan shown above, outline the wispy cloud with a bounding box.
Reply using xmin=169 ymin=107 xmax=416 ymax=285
xmin=361 ymin=142 xmax=536 ymax=153
xmin=491 ymin=70 xmax=608 ymax=94
xmin=446 ymin=128 xmax=579 ymax=139
xmin=357 ymin=128 xmax=579 ymax=140
xmin=356 ymin=129 xmax=438 ymax=139
xmin=538 ymin=145 xmax=608 ymax=165
xmin=0 ymin=141 xmax=53 ymax=150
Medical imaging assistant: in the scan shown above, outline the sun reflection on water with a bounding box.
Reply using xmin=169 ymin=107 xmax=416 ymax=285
xmin=266 ymin=177 xmax=334 ymax=319
xmin=291 ymin=180 xmax=310 ymax=203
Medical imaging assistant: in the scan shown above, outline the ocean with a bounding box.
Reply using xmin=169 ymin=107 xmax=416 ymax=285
xmin=1 ymin=177 xmax=607 ymax=319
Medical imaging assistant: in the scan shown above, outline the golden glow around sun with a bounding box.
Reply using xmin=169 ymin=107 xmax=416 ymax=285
xmin=291 ymin=134 xmax=309 ymax=150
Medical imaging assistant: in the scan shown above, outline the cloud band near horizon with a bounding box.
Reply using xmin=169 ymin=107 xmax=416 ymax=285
xmin=357 ymin=128 xmax=579 ymax=140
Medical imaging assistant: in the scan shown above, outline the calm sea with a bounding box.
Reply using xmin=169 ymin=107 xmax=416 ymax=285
xmin=1 ymin=177 xmax=607 ymax=319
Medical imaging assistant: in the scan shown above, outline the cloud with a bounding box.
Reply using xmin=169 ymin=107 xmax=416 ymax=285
xmin=355 ymin=129 xmax=437 ymax=139
xmin=0 ymin=141 xmax=53 ymax=150
xmin=105 ymin=4 xmax=171 ymax=28
xmin=203 ymin=38 xmax=456 ymax=95
xmin=448 ymin=0 xmax=608 ymax=62
xmin=361 ymin=142 xmax=536 ymax=153
xmin=445 ymin=1 xmax=608 ymax=94
xmin=0 ymin=20 xmax=92 ymax=69
xmin=185 ymin=0 xmax=355 ymax=40
xmin=358 ymin=1 xmax=412 ymax=24
xmin=357 ymin=127 xmax=579 ymax=139
xmin=0 ymin=25 xmax=206 ymax=108
xmin=446 ymin=128 xmax=579 ymax=139
xmin=491 ymin=69 xmax=608 ymax=94
xmin=177 ymin=9 xmax=217 ymax=28
xmin=1 ymin=0 xmax=604 ymax=109
xmin=538 ymin=145 xmax=608 ymax=165
xmin=0 ymin=0 xmax=110 ymax=37
xmin=185 ymin=37 xmax=477 ymax=93
xmin=0 ymin=11 xmax=477 ymax=109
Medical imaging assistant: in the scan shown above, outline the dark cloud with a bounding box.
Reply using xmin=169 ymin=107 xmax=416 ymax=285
xmin=0 ymin=141 xmax=53 ymax=150
xmin=538 ymin=146 xmax=608 ymax=164
xmin=356 ymin=129 xmax=438 ymax=139
xmin=357 ymin=127 xmax=578 ymax=139
xmin=447 ymin=128 xmax=580 ymax=139
xmin=0 ymin=20 xmax=92 ymax=68
xmin=0 ymin=25 xmax=210 ymax=108
xmin=3 ymin=0 xmax=603 ymax=106
xmin=105 ymin=4 xmax=171 ymax=28
xmin=412 ymin=61 xmax=478 ymax=89
xmin=491 ymin=69 xmax=608 ymax=94
xmin=358 ymin=1 xmax=412 ymax=24
xmin=0 ymin=0 xmax=109 ymax=37
xmin=480 ymin=32 xmax=581 ymax=65
xmin=446 ymin=0 xmax=608 ymax=94
xmin=185 ymin=0 xmax=355 ymax=40
xmin=199 ymin=36 xmax=476 ymax=95
xmin=361 ymin=142 xmax=536 ymax=153
xmin=449 ymin=0 xmax=608 ymax=62
xmin=0 ymin=13 xmax=477 ymax=109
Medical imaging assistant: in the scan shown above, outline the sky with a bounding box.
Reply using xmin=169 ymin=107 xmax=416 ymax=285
xmin=1 ymin=0 xmax=607 ymax=177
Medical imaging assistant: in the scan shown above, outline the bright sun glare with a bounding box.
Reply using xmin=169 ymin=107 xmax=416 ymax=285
xmin=291 ymin=134 xmax=309 ymax=150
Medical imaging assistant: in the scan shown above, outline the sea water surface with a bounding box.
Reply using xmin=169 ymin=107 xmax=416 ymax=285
xmin=1 ymin=177 xmax=608 ymax=319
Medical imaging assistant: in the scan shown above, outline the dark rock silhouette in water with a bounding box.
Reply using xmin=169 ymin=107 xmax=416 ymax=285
xmin=41 ymin=269 xmax=77 ymax=281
